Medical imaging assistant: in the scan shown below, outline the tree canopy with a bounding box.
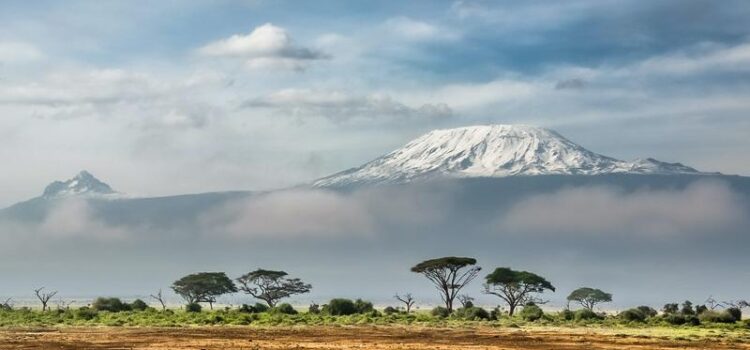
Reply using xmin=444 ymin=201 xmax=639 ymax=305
xmin=171 ymin=272 xmax=237 ymax=309
xmin=236 ymin=269 xmax=312 ymax=307
xmin=483 ymin=267 xmax=555 ymax=316
xmin=567 ymin=287 xmax=612 ymax=310
xmin=411 ymin=256 xmax=481 ymax=312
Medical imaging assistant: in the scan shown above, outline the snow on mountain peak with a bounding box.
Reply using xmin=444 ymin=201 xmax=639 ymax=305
xmin=313 ymin=124 xmax=705 ymax=187
xmin=42 ymin=170 xmax=119 ymax=198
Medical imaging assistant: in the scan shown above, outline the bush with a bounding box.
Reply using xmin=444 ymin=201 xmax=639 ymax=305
xmin=185 ymin=303 xmax=202 ymax=313
xmin=619 ymin=308 xmax=646 ymax=322
xmin=636 ymin=306 xmax=658 ymax=318
xmin=574 ymin=309 xmax=602 ymax=321
xmin=129 ymin=299 xmax=148 ymax=311
xmin=324 ymin=299 xmax=357 ymax=316
xmin=519 ymin=304 xmax=544 ymax=321
xmin=454 ymin=306 xmax=490 ymax=320
xmin=431 ymin=306 xmax=450 ymax=318
xmin=383 ymin=306 xmax=399 ymax=315
xmin=699 ymin=310 xmax=737 ymax=323
xmin=559 ymin=309 xmax=575 ymax=321
xmin=308 ymin=303 xmax=320 ymax=314
xmin=663 ymin=313 xmax=686 ymax=325
xmin=662 ymin=303 xmax=679 ymax=314
xmin=354 ymin=299 xmax=374 ymax=314
xmin=272 ymin=303 xmax=298 ymax=315
xmin=92 ymin=297 xmax=131 ymax=312
xmin=726 ymin=307 xmax=742 ymax=322
xmin=74 ymin=307 xmax=98 ymax=320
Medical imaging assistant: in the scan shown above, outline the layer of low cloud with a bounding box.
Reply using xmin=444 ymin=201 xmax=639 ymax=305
xmin=198 ymin=23 xmax=326 ymax=71
xmin=499 ymin=180 xmax=748 ymax=236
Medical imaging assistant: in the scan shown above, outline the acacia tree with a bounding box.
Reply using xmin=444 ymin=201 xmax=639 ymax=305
xmin=394 ymin=293 xmax=416 ymax=313
xmin=482 ymin=267 xmax=555 ymax=316
xmin=567 ymin=287 xmax=612 ymax=311
xmin=171 ymin=272 xmax=237 ymax=310
xmin=236 ymin=269 xmax=312 ymax=307
xmin=411 ymin=257 xmax=481 ymax=313
xmin=34 ymin=287 xmax=58 ymax=312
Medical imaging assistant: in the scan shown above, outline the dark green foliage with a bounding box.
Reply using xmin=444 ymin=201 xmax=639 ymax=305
xmin=695 ymin=305 xmax=708 ymax=315
xmin=272 ymin=303 xmax=297 ymax=315
xmin=559 ymin=309 xmax=575 ymax=320
xmin=519 ymin=304 xmax=544 ymax=321
xmin=354 ymin=299 xmax=374 ymax=314
xmin=483 ymin=267 xmax=555 ymax=316
xmin=308 ymin=303 xmax=320 ymax=314
xmin=663 ymin=313 xmax=686 ymax=325
xmin=431 ymin=306 xmax=450 ymax=318
xmin=383 ymin=306 xmax=399 ymax=315
xmin=619 ymin=308 xmax=647 ymax=322
xmin=636 ymin=306 xmax=658 ymax=318
xmin=699 ymin=310 xmax=738 ymax=323
xmin=92 ymin=297 xmax=131 ymax=312
xmin=171 ymin=272 xmax=237 ymax=308
xmin=454 ymin=306 xmax=490 ymax=320
xmin=726 ymin=307 xmax=742 ymax=322
xmin=567 ymin=287 xmax=612 ymax=311
xmin=74 ymin=307 xmax=98 ymax=320
xmin=681 ymin=301 xmax=695 ymax=315
xmin=129 ymin=299 xmax=148 ymax=311
xmin=574 ymin=308 xmax=602 ymax=321
xmin=324 ymin=298 xmax=357 ymax=316
xmin=185 ymin=303 xmax=202 ymax=313
xmin=239 ymin=303 xmax=269 ymax=313
xmin=662 ymin=303 xmax=679 ymax=314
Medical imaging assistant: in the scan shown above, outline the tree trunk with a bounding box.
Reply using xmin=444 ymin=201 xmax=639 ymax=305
xmin=509 ymin=304 xmax=516 ymax=316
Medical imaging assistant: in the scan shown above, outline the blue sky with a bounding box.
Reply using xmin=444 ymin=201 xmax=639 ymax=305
xmin=1 ymin=0 xmax=749 ymax=206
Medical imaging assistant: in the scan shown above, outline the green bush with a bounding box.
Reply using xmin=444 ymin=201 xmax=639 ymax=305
xmin=636 ymin=306 xmax=657 ymax=318
xmin=619 ymin=308 xmax=646 ymax=322
xmin=454 ymin=306 xmax=489 ymax=320
xmin=574 ymin=309 xmax=602 ymax=321
xmin=272 ymin=303 xmax=298 ymax=315
xmin=324 ymin=299 xmax=357 ymax=316
xmin=663 ymin=313 xmax=686 ymax=325
xmin=699 ymin=310 xmax=737 ymax=323
xmin=559 ymin=309 xmax=575 ymax=320
xmin=74 ymin=307 xmax=98 ymax=320
xmin=354 ymin=299 xmax=374 ymax=314
xmin=726 ymin=307 xmax=742 ymax=322
xmin=383 ymin=306 xmax=399 ymax=315
xmin=431 ymin=306 xmax=450 ymax=318
xmin=92 ymin=297 xmax=131 ymax=312
xmin=308 ymin=303 xmax=320 ymax=314
xmin=185 ymin=303 xmax=202 ymax=313
xmin=519 ymin=304 xmax=544 ymax=321
xmin=129 ymin=299 xmax=149 ymax=311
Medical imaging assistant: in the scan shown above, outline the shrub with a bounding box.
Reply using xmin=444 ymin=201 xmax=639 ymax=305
xmin=454 ymin=306 xmax=490 ymax=320
xmin=662 ymin=303 xmax=679 ymax=314
xmin=92 ymin=297 xmax=131 ymax=312
xmin=253 ymin=303 xmax=269 ymax=313
xmin=559 ymin=309 xmax=575 ymax=321
xmin=663 ymin=313 xmax=686 ymax=325
xmin=619 ymin=308 xmax=646 ymax=322
xmin=699 ymin=310 xmax=737 ymax=323
xmin=129 ymin=299 xmax=148 ymax=311
xmin=574 ymin=309 xmax=602 ymax=321
xmin=431 ymin=306 xmax=450 ymax=318
xmin=324 ymin=299 xmax=357 ymax=316
xmin=272 ymin=303 xmax=298 ymax=315
xmin=354 ymin=299 xmax=374 ymax=314
xmin=308 ymin=303 xmax=320 ymax=314
xmin=519 ymin=304 xmax=544 ymax=321
xmin=636 ymin=306 xmax=658 ymax=318
xmin=383 ymin=306 xmax=399 ymax=315
xmin=74 ymin=307 xmax=98 ymax=320
xmin=185 ymin=303 xmax=202 ymax=313
xmin=726 ymin=307 xmax=742 ymax=322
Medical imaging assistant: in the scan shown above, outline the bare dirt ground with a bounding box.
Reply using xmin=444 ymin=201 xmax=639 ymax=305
xmin=0 ymin=326 xmax=747 ymax=350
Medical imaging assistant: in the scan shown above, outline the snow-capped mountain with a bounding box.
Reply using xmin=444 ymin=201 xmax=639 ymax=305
xmin=41 ymin=170 xmax=120 ymax=199
xmin=313 ymin=125 xmax=705 ymax=187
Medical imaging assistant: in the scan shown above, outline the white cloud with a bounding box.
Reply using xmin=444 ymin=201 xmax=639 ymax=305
xmin=0 ymin=41 xmax=43 ymax=63
xmin=245 ymin=89 xmax=453 ymax=125
xmin=384 ymin=17 xmax=458 ymax=41
xmin=499 ymin=181 xmax=748 ymax=236
xmin=198 ymin=23 xmax=326 ymax=71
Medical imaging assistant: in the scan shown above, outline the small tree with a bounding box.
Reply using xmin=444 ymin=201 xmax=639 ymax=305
xmin=34 ymin=287 xmax=58 ymax=312
xmin=236 ymin=269 xmax=312 ymax=307
xmin=567 ymin=287 xmax=612 ymax=311
xmin=171 ymin=272 xmax=237 ymax=310
xmin=411 ymin=257 xmax=481 ymax=313
xmin=482 ymin=267 xmax=555 ymax=316
xmin=150 ymin=289 xmax=167 ymax=311
xmin=1 ymin=298 xmax=13 ymax=311
xmin=394 ymin=293 xmax=416 ymax=313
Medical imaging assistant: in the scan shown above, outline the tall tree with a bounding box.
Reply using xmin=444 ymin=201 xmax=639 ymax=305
xmin=567 ymin=287 xmax=612 ymax=311
xmin=482 ymin=267 xmax=555 ymax=316
xmin=171 ymin=272 xmax=237 ymax=310
xmin=411 ymin=257 xmax=481 ymax=313
xmin=236 ymin=269 xmax=312 ymax=307
xmin=33 ymin=287 xmax=57 ymax=312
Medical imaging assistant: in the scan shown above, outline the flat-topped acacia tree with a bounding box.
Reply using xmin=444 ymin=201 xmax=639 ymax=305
xmin=483 ymin=267 xmax=555 ymax=316
xmin=236 ymin=269 xmax=312 ymax=307
xmin=567 ymin=287 xmax=612 ymax=311
xmin=411 ymin=257 xmax=481 ymax=313
xmin=171 ymin=272 xmax=237 ymax=310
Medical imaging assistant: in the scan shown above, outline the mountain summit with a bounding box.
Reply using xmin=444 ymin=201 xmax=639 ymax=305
xmin=42 ymin=170 xmax=118 ymax=198
xmin=313 ymin=125 xmax=704 ymax=187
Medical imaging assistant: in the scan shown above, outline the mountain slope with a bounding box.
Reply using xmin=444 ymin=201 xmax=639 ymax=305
xmin=313 ymin=125 xmax=705 ymax=187
xmin=41 ymin=170 xmax=119 ymax=198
